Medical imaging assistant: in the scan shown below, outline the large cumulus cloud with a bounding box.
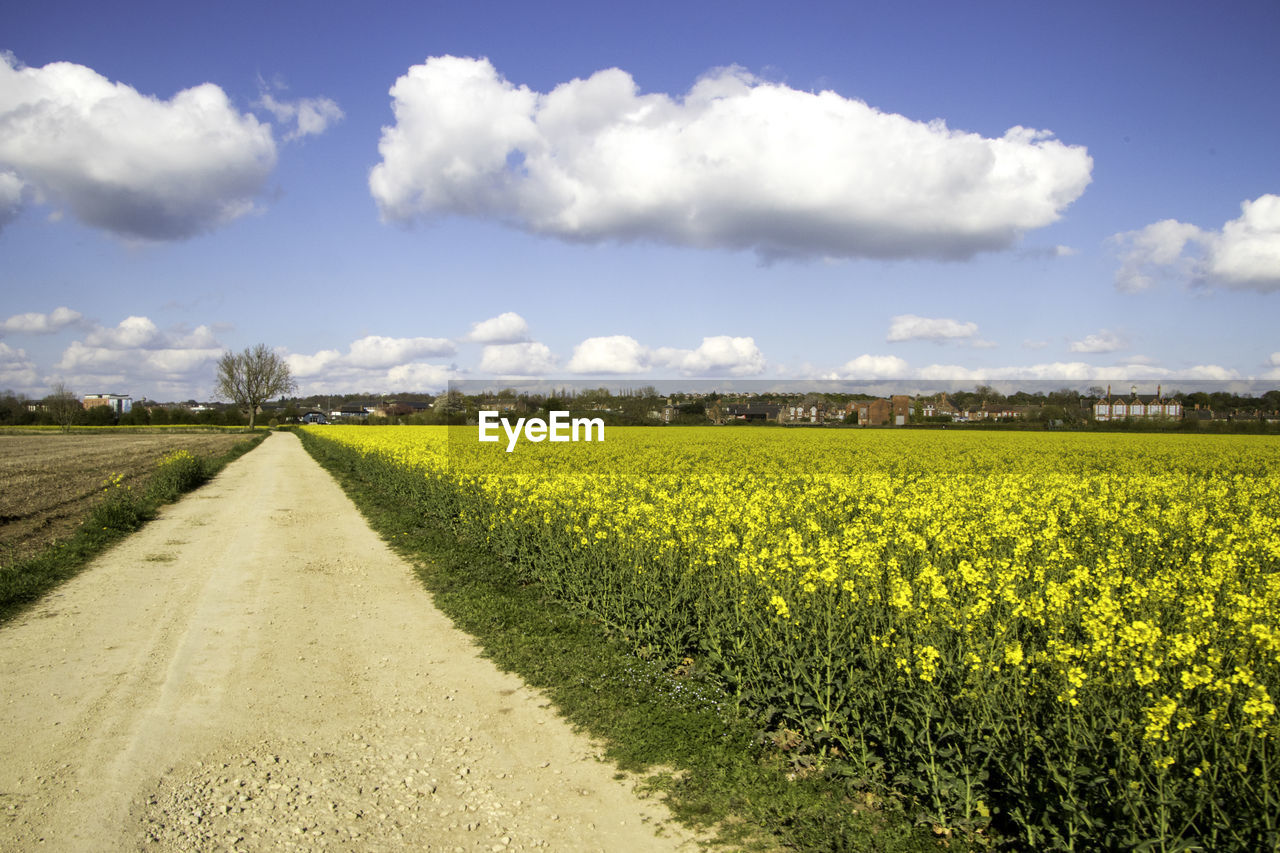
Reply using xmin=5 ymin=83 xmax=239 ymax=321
xmin=370 ymin=56 xmax=1093 ymax=260
xmin=0 ymin=55 xmax=277 ymax=240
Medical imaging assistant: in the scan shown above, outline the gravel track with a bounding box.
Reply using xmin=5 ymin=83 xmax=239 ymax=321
xmin=0 ymin=432 xmax=702 ymax=851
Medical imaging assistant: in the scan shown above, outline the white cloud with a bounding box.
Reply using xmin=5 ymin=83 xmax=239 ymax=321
xmin=887 ymin=314 xmax=979 ymax=343
xmin=567 ymin=335 xmax=649 ymax=373
xmin=1175 ymin=364 xmax=1241 ymax=380
xmin=1204 ymin=195 xmax=1280 ymax=289
xmin=288 ymin=335 xmax=455 ymax=377
xmin=652 ymin=336 xmax=766 ymax=376
xmin=170 ymin=325 xmax=220 ymax=349
xmin=283 ymin=356 xmax=459 ymax=396
xmin=285 ymin=349 xmax=343 ymax=377
xmin=1264 ymin=353 xmax=1280 ymax=380
xmin=1112 ymin=219 xmax=1205 ymax=292
xmin=466 ymin=312 xmax=530 ymax=343
xmin=346 ymin=334 xmax=455 ymax=368
xmin=385 ymin=362 xmax=455 ymax=390
xmin=256 ymin=89 xmax=344 ymax=141
xmin=478 ymin=342 xmax=558 ymax=375
xmin=35 ymin=315 xmax=227 ymax=397
xmin=1069 ymin=330 xmax=1126 ymax=354
xmin=1 ymin=306 xmax=83 ymax=334
xmin=75 ymin=317 xmax=220 ymax=351
xmin=832 ymin=355 xmax=1241 ymax=382
xmin=84 ymin=315 xmax=163 ymax=348
xmin=0 ymin=341 xmax=39 ymax=390
xmin=285 ymin=334 xmax=459 ymax=393
xmin=370 ymin=56 xmax=1092 ymax=260
xmin=1113 ymin=195 xmax=1280 ymax=292
xmin=58 ymin=341 xmax=220 ymax=376
xmin=0 ymin=54 xmax=276 ymax=240
xmin=564 ymin=333 xmax=767 ymax=376
xmin=835 ymin=354 xmax=912 ymax=379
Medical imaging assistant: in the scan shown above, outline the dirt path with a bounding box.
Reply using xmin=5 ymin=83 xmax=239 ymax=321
xmin=0 ymin=432 xmax=703 ymax=852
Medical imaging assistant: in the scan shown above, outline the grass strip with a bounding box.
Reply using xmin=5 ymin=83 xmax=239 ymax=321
xmin=0 ymin=433 xmax=267 ymax=622
xmin=302 ymin=433 xmax=945 ymax=852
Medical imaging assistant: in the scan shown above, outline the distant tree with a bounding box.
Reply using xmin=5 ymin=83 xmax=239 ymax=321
xmin=214 ymin=344 xmax=297 ymax=430
xmin=118 ymin=405 xmax=150 ymax=426
xmin=84 ymin=405 xmax=116 ymax=426
xmin=44 ymin=382 xmax=82 ymax=432
xmin=0 ymin=389 xmax=24 ymax=424
xmin=166 ymin=406 xmax=197 ymax=425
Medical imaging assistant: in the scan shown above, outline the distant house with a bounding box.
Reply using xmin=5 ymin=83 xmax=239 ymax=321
xmin=854 ymin=398 xmax=892 ymax=426
xmin=301 ymin=410 xmax=327 ymax=424
xmin=371 ymin=400 xmax=432 ymax=418
xmin=722 ymin=404 xmax=781 ymax=423
xmin=890 ymin=395 xmax=912 ymax=426
xmin=83 ymin=393 xmax=132 ymax=414
xmin=329 ymin=404 xmax=372 ymax=421
xmin=782 ymin=404 xmax=824 ymax=424
xmin=921 ymin=394 xmax=958 ymax=420
xmin=985 ymin=405 xmax=1035 ymax=420
xmin=1093 ymin=385 xmax=1182 ymax=421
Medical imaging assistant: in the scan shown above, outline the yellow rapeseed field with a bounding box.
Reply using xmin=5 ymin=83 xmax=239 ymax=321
xmin=302 ymin=424 xmax=1280 ymax=850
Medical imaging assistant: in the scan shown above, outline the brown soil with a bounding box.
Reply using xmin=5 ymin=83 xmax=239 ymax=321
xmin=0 ymin=432 xmax=252 ymax=564
xmin=0 ymin=432 xmax=703 ymax=851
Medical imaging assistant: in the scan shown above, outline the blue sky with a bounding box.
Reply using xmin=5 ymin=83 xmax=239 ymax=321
xmin=2 ymin=0 xmax=1278 ymax=400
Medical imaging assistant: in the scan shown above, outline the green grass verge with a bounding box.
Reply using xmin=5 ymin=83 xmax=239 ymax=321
xmin=0 ymin=433 xmax=267 ymax=622
xmin=302 ymin=436 xmax=946 ymax=852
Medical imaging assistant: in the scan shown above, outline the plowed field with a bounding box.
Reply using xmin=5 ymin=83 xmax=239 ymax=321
xmin=0 ymin=432 xmax=252 ymax=564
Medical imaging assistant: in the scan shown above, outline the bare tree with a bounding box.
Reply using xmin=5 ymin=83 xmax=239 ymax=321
xmin=214 ymin=344 xmax=296 ymax=430
xmin=44 ymin=382 xmax=82 ymax=432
